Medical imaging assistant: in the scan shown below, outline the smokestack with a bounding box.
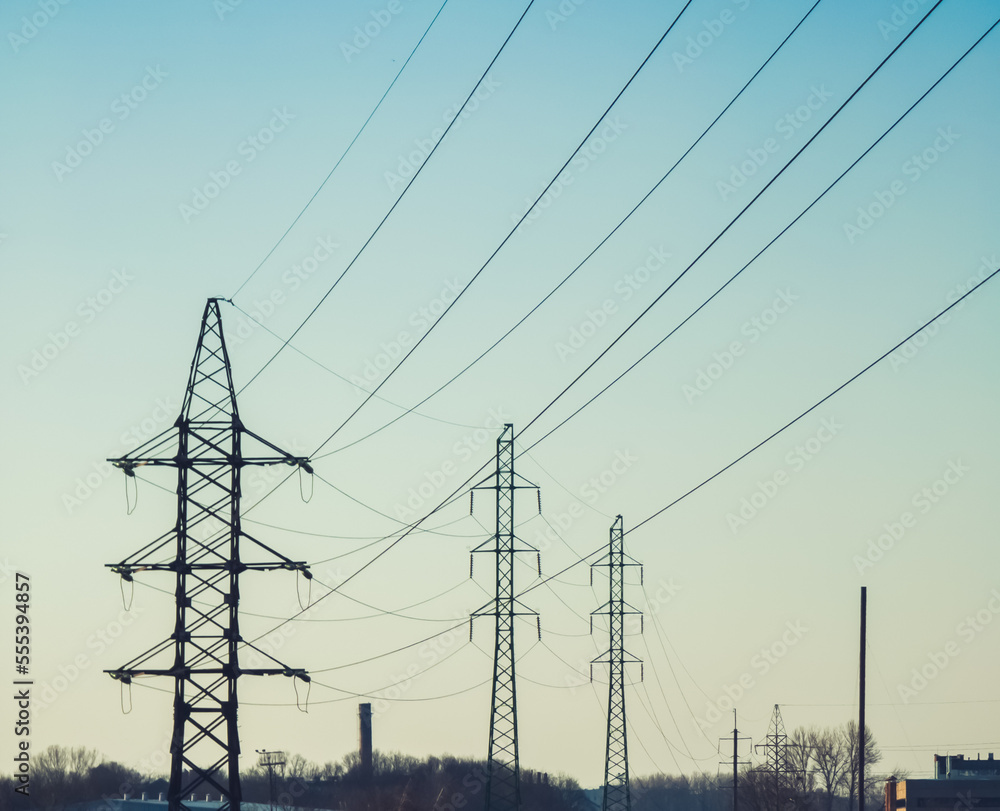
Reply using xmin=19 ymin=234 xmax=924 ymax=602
xmin=359 ymin=702 xmax=373 ymax=781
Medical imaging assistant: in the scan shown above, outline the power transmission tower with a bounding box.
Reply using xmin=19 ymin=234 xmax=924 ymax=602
xmin=590 ymin=515 xmax=642 ymax=811
xmin=105 ymin=298 xmax=313 ymax=811
xmin=755 ymin=704 xmax=800 ymax=811
xmin=719 ymin=711 xmax=751 ymax=811
xmin=470 ymin=424 xmax=540 ymax=811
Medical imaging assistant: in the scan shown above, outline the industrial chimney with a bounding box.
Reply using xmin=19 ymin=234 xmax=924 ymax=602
xmin=359 ymin=702 xmax=373 ymax=781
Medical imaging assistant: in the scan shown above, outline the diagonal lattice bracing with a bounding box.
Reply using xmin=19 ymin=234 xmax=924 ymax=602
xmin=105 ymin=298 xmax=313 ymax=811
xmin=755 ymin=704 xmax=802 ymax=811
xmin=470 ymin=424 xmax=540 ymax=811
xmin=591 ymin=516 xmax=643 ymax=811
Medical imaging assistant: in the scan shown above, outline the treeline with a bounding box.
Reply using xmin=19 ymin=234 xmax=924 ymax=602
xmin=0 ymin=746 xmax=141 ymax=810
xmin=0 ymin=747 xmax=590 ymax=811
xmin=239 ymin=751 xmax=590 ymax=811
xmin=1 ymin=722 xmax=896 ymax=811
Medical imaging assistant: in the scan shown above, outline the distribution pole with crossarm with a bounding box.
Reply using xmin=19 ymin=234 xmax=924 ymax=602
xmin=105 ymin=298 xmax=313 ymax=811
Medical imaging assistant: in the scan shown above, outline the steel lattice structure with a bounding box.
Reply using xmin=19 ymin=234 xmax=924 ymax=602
xmin=471 ymin=424 xmax=539 ymax=811
xmin=755 ymin=704 xmax=800 ymax=811
xmin=105 ymin=298 xmax=312 ymax=811
xmin=591 ymin=515 xmax=642 ymax=811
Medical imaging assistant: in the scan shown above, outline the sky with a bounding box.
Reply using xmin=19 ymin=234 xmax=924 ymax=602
xmin=2 ymin=0 xmax=999 ymax=792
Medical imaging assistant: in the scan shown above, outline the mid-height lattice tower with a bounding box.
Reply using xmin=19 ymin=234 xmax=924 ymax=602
xmin=105 ymin=298 xmax=313 ymax=811
xmin=470 ymin=424 xmax=540 ymax=811
xmin=591 ymin=515 xmax=642 ymax=811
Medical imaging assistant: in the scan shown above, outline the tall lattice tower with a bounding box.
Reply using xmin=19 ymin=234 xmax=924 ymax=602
xmin=105 ymin=298 xmax=312 ymax=811
xmin=591 ymin=515 xmax=642 ymax=811
xmin=755 ymin=704 xmax=799 ymax=811
xmin=470 ymin=424 xmax=539 ymax=811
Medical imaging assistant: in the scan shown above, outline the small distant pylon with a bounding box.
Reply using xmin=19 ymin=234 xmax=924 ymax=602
xmin=470 ymin=424 xmax=541 ymax=811
xmin=590 ymin=515 xmax=642 ymax=811
xmin=105 ymin=298 xmax=313 ymax=811
xmin=755 ymin=705 xmax=800 ymax=811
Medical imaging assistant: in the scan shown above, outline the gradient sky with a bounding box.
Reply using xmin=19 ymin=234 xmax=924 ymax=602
xmin=2 ymin=0 xmax=999 ymax=790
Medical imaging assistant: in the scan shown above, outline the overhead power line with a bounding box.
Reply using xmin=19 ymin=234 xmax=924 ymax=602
xmin=228 ymin=0 xmax=876 ymax=583
xmin=230 ymin=301 xmax=481 ymax=429
xmin=514 ymin=261 xmax=999 ymax=600
xmin=515 ymin=0 xmax=945 ymax=447
xmin=238 ymin=5 xmax=991 ymax=677
xmin=309 ymin=620 xmax=469 ymax=673
xmin=306 ymin=0 xmax=698 ymax=461
xmin=237 ymin=0 xmax=538 ymax=393
xmin=228 ymin=3 xmax=714 ymax=631
xmin=231 ymin=0 xmax=451 ymax=299
xmin=625 ymin=263 xmax=999 ymax=537
xmin=316 ymin=0 xmax=825 ymax=458
xmin=524 ymin=11 xmax=999 ymax=455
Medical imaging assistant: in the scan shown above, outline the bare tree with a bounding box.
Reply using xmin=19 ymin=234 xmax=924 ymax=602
xmin=68 ymin=747 xmax=99 ymax=775
xmin=788 ymin=727 xmax=817 ymax=811
xmin=32 ymin=745 xmax=103 ymax=811
xmin=284 ymin=752 xmax=320 ymax=781
xmin=34 ymin=745 xmax=69 ymax=779
xmin=811 ymin=726 xmax=849 ymax=811
xmin=842 ymin=721 xmax=881 ymax=811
